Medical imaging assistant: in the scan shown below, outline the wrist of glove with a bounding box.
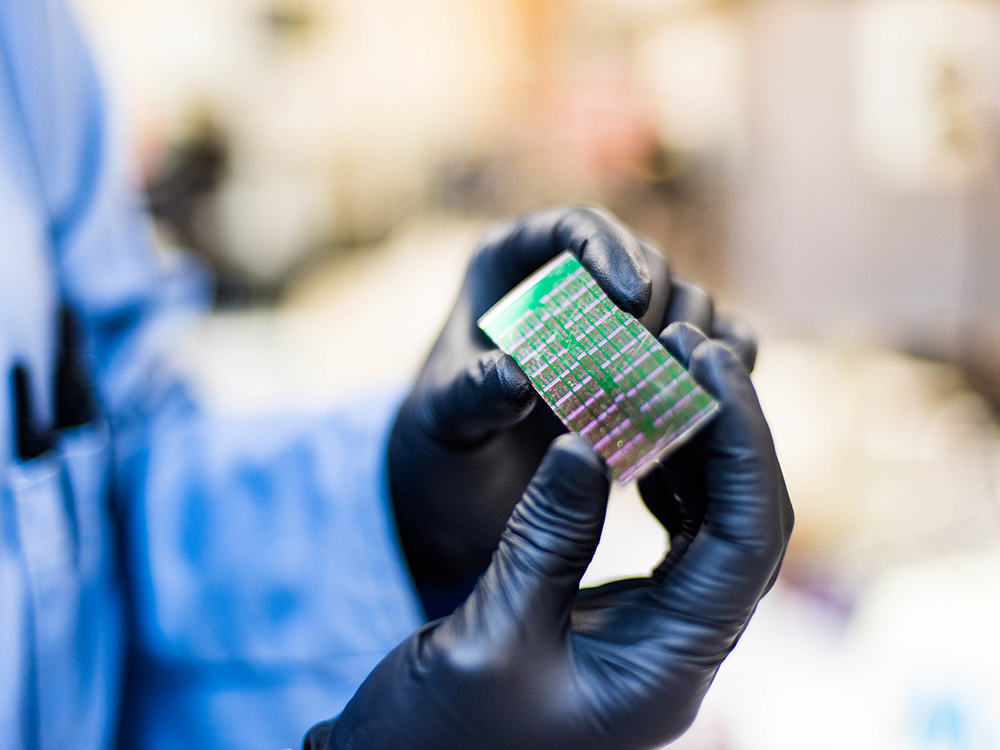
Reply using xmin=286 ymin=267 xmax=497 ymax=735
xmin=310 ymin=326 xmax=792 ymax=750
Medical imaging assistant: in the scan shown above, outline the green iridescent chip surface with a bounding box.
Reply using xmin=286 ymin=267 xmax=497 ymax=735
xmin=479 ymin=251 xmax=719 ymax=482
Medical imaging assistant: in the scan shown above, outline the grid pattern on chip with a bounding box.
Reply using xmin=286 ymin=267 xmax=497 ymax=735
xmin=479 ymin=251 xmax=719 ymax=482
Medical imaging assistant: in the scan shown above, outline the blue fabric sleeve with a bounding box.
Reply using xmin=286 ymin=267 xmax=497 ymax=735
xmin=1 ymin=1 xmax=424 ymax=747
xmin=0 ymin=0 xmax=212 ymax=418
xmin=117 ymin=387 xmax=425 ymax=750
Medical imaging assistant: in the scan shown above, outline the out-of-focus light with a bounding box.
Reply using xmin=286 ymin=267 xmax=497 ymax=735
xmin=580 ymin=0 xmax=714 ymax=17
xmin=636 ymin=11 xmax=745 ymax=155
xmin=752 ymin=341 xmax=1000 ymax=565
xmin=853 ymin=0 xmax=1000 ymax=191
xmin=74 ymin=0 xmax=526 ymax=278
xmin=845 ymin=553 xmax=1000 ymax=749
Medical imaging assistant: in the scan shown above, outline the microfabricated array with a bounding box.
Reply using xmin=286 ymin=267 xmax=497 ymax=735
xmin=478 ymin=251 xmax=720 ymax=483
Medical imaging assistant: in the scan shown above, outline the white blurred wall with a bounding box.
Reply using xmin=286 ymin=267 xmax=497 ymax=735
xmin=73 ymin=0 xmax=528 ymax=279
xmin=729 ymin=0 xmax=1000 ymax=360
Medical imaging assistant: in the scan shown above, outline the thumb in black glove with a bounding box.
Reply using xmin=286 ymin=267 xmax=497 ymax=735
xmin=307 ymin=337 xmax=792 ymax=750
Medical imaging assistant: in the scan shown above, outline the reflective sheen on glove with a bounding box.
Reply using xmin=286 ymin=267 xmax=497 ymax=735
xmin=388 ymin=206 xmax=756 ymax=616
xmin=307 ymin=330 xmax=792 ymax=750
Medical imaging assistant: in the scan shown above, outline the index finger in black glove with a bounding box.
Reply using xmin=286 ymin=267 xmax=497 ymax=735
xmin=572 ymin=337 xmax=792 ymax=671
xmin=658 ymin=339 xmax=792 ymax=619
xmin=711 ymin=314 xmax=758 ymax=372
xmin=639 ymin=322 xmax=713 ymax=577
xmin=639 ymin=313 xmax=760 ymax=576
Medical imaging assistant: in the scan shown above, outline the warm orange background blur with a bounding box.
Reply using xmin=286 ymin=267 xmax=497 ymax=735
xmin=73 ymin=1 xmax=1000 ymax=747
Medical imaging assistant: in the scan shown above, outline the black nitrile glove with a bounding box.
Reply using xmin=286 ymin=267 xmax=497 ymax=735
xmin=306 ymin=333 xmax=792 ymax=750
xmin=388 ymin=206 xmax=757 ymax=616
xmin=638 ymin=322 xmax=765 ymax=582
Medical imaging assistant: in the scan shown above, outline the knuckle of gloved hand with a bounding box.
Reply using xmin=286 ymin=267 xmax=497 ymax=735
xmin=556 ymin=206 xmax=651 ymax=318
xmin=782 ymin=491 xmax=795 ymax=541
xmin=690 ymin=339 xmax=749 ymax=401
xmin=506 ymin=488 xmax=600 ymax=568
xmin=436 ymin=635 xmax=510 ymax=683
xmin=660 ymin=321 xmax=707 ymax=363
xmin=713 ymin=316 xmax=755 ymax=347
xmin=639 ymin=236 xmax=668 ymax=264
xmin=667 ymin=282 xmax=714 ymax=333
xmin=713 ymin=337 xmax=754 ymax=377
xmin=747 ymin=524 xmax=787 ymax=570
xmin=720 ymin=499 xmax=786 ymax=572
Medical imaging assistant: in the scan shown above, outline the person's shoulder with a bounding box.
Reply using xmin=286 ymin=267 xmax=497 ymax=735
xmin=0 ymin=0 xmax=104 ymax=228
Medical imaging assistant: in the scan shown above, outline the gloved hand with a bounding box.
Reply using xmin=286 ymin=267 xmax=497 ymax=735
xmin=637 ymin=322 xmax=761 ymax=580
xmin=388 ymin=206 xmax=756 ymax=615
xmin=306 ymin=329 xmax=793 ymax=750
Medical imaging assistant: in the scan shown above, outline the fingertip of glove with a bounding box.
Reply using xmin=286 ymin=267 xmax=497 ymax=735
xmin=540 ymin=434 xmax=611 ymax=494
xmin=551 ymin=432 xmax=605 ymax=468
xmin=659 ymin=322 xmax=709 ymax=368
xmin=690 ymin=339 xmax=744 ymax=387
xmin=557 ymin=206 xmax=652 ymax=319
xmin=612 ymin=267 xmax=652 ymax=320
xmin=688 ymin=340 xmax=761 ymax=426
xmin=494 ymin=353 xmax=535 ymax=408
xmin=518 ymin=435 xmax=609 ymax=546
xmin=711 ymin=315 xmax=758 ymax=373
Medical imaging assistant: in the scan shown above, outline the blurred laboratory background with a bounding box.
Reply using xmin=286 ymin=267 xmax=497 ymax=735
xmin=73 ymin=0 xmax=1000 ymax=747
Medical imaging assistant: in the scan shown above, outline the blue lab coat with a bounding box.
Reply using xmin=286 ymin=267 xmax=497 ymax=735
xmin=0 ymin=2 xmax=424 ymax=749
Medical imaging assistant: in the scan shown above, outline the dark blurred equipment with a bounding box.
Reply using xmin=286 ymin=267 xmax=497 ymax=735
xmin=146 ymin=115 xmax=229 ymax=254
xmin=263 ymin=0 xmax=320 ymax=45
xmin=145 ymin=118 xmax=283 ymax=306
xmin=960 ymin=143 xmax=1000 ymax=411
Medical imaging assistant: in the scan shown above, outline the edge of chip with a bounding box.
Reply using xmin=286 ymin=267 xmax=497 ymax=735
xmin=477 ymin=250 xmax=576 ymax=331
xmin=477 ymin=248 xmax=723 ymax=486
xmin=616 ymin=399 xmax=722 ymax=484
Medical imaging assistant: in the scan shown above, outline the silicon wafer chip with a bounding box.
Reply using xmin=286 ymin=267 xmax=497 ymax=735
xmin=478 ymin=251 xmax=720 ymax=483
